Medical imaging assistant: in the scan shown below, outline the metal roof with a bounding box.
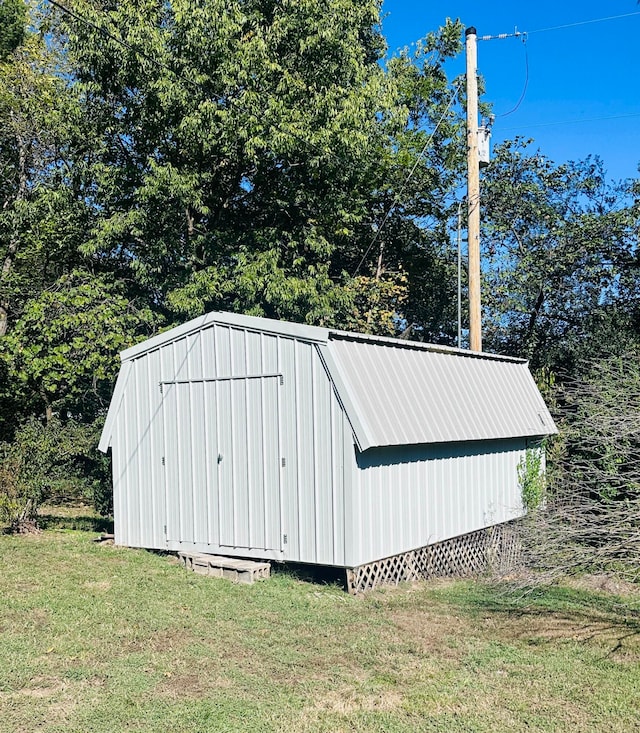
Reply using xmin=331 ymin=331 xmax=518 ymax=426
xmin=104 ymin=311 xmax=556 ymax=452
xmin=120 ymin=311 xmax=329 ymax=362
xmin=326 ymin=333 xmax=556 ymax=450
xmin=118 ymin=311 xmax=523 ymax=364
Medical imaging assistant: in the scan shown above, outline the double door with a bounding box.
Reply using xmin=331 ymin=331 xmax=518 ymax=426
xmin=162 ymin=375 xmax=281 ymax=552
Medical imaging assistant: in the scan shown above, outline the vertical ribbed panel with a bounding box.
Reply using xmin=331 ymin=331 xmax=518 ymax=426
xmin=109 ymin=322 xmax=347 ymax=566
xmin=295 ymin=339 xmax=315 ymax=560
xmin=344 ymin=439 xmax=527 ymax=567
xmin=276 ymin=336 xmax=297 ymax=558
xmin=163 ymin=375 xmax=281 ymax=552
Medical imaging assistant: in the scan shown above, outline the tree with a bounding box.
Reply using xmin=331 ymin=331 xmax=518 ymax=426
xmin=0 ymin=0 xmax=26 ymax=60
xmin=55 ymin=1 xmax=465 ymax=336
xmin=480 ymin=139 xmax=639 ymax=371
xmin=0 ymin=271 xmax=154 ymax=524
xmin=0 ymin=4 xmax=93 ymax=340
xmin=1 ymin=270 xmax=155 ymax=423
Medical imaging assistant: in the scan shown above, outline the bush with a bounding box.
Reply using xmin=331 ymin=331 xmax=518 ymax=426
xmin=518 ymin=445 xmax=545 ymax=512
xmin=0 ymin=419 xmax=61 ymax=530
xmin=0 ymin=416 xmax=112 ymax=531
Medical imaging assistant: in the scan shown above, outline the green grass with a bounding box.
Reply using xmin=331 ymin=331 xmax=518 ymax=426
xmin=0 ymin=526 xmax=638 ymax=733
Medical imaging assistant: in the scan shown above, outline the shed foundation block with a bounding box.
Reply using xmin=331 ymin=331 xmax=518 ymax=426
xmin=179 ymin=552 xmax=271 ymax=584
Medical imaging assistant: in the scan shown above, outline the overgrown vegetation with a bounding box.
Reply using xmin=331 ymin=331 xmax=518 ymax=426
xmin=0 ymin=527 xmax=638 ymax=732
xmin=520 ymin=352 xmax=640 ymax=583
xmin=518 ymin=444 xmax=545 ymax=512
xmin=0 ymin=418 xmax=112 ymax=531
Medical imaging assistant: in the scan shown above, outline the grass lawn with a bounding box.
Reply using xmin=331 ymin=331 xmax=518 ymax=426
xmin=1 ymin=521 xmax=639 ymax=732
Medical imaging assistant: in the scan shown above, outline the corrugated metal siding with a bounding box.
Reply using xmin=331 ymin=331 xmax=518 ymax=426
xmin=103 ymin=311 xmax=556 ymax=569
xmin=162 ymin=376 xmax=281 ymax=551
xmin=344 ymin=439 xmax=527 ymax=567
xmin=328 ymin=336 xmax=555 ymax=449
xmin=108 ymin=322 xmax=347 ymax=565
xmin=111 ymin=349 xmax=165 ymax=549
xmin=277 ymin=338 xmax=347 ymax=566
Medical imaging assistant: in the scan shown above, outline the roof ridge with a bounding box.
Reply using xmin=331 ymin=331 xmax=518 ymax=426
xmin=327 ymin=330 xmax=526 ymax=364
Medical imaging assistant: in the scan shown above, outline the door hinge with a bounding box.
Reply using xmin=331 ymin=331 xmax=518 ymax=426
xmin=159 ymin=382 xmax=163 ymax=394
xmin=279 ymin=375 xmax=284 ymax=386
xmin=281 ymin=457 xmax=286 ymax=468
xmin=283 ymin=534 xmax=288 ymax=545
xmin=161 ymin=456 xmax=165 ymax=466
xmin=163 ymin=525 xmax=167 ymax=535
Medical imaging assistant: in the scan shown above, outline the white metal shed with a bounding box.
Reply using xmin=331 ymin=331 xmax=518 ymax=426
xmin=99 ymin=311 xmax=556 ymax=584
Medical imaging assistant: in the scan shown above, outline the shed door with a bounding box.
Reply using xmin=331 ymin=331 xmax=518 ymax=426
xmin=162 ymin=376 xmax=282 ymax=552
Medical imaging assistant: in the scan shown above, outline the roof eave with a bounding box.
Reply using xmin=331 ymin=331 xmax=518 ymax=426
xmin=316 ymin=344 xmax=374 ymax=452
xmin=98 ymin=360 xmax=132 ymax=452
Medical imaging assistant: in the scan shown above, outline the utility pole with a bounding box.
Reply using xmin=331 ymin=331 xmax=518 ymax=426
xmin=457 ymin=201 xmax=462 ymax=348
xmin=465 ymin=26 xmax=482 ymax=352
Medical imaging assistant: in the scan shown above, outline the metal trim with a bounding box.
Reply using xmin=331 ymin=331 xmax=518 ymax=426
xmin=160 ymin=373 xmax=282 ymax=384
xmin=98 ymin=360 xmax=133 ymax=452
xmin=121 ymin=311 xmax=329 ymax=361
xmin=316 ymin=344 xmax=372 ymax=452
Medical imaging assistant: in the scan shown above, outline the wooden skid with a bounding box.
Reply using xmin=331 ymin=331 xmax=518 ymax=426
xmin=178 ymin=552 xmax=270 ymax=584
xmin=346 ymin=523 xmax=521 ymax=594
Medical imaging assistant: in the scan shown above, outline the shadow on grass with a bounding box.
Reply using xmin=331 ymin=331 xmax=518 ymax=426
xmin=37 ymin=513 xmax=114 ymax=534
xmin=271 ymin=561 xmax=348 ymax=591
xmin=439 ymin=579 xmax=640 ymax=655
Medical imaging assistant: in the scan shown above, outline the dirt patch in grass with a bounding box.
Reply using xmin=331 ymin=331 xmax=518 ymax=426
xmin=27 ymin=607 xmax=50 ymax=629
xmin=15 ymin=677 xmax=66 ymax=698
xmin=311 ymin=687 xmax=404 ymax=714
xmin=566 ymin=573 xmax=640 ymax=597
xmin=157 ymin=672 xmax=233 ymax=699
xmin=115 ymin=625 xmax=198 ymax=656
xmin=83 ymin=579 xmax=112 ymax=592
xmin=1 ymin=677 xmax=81 ymax=733
xmin=147 ymin=627 xmax=196 ymax=653
xmin=389 ymin=608 xmax=470 ymax=661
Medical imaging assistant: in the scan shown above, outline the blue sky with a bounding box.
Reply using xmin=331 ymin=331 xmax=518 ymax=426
xmin=381 ymin=1 xmax=640 ymax=183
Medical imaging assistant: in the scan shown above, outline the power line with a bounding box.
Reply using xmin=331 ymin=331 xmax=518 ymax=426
xmin=500 ymin=111 xmax=640 ymax=132
xmin=528 ymin=11 xmax=640 ymax=35
xmin=496 ymin=37 xmax=528 ymax=118
xmin=479 ymin=10 xmax=640 ymax=41
xmin=352 ymin=82 xmax=461 ymax=277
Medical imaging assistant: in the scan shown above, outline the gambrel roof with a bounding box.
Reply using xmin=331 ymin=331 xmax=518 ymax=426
xmin=100 ymin=311 xmax=556 ymax=453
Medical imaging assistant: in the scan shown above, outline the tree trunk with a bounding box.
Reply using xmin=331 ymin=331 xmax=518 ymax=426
xmin=375 ymin=241 xmax=384 ymax=281
xmin=42 ymin=391 xmax=53 ymax=425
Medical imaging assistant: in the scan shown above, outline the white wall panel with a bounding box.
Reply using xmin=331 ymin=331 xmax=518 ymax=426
xmin=345 ymin=439 xmax=527 ymax=567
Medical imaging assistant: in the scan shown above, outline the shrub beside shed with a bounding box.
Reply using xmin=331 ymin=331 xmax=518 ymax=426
xmin=99 ymin=311 xmax=556 ymax=591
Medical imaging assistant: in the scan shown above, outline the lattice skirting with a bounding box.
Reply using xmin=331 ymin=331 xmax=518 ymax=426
xmin=346 ymin=522 xmax=521 ymax=594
